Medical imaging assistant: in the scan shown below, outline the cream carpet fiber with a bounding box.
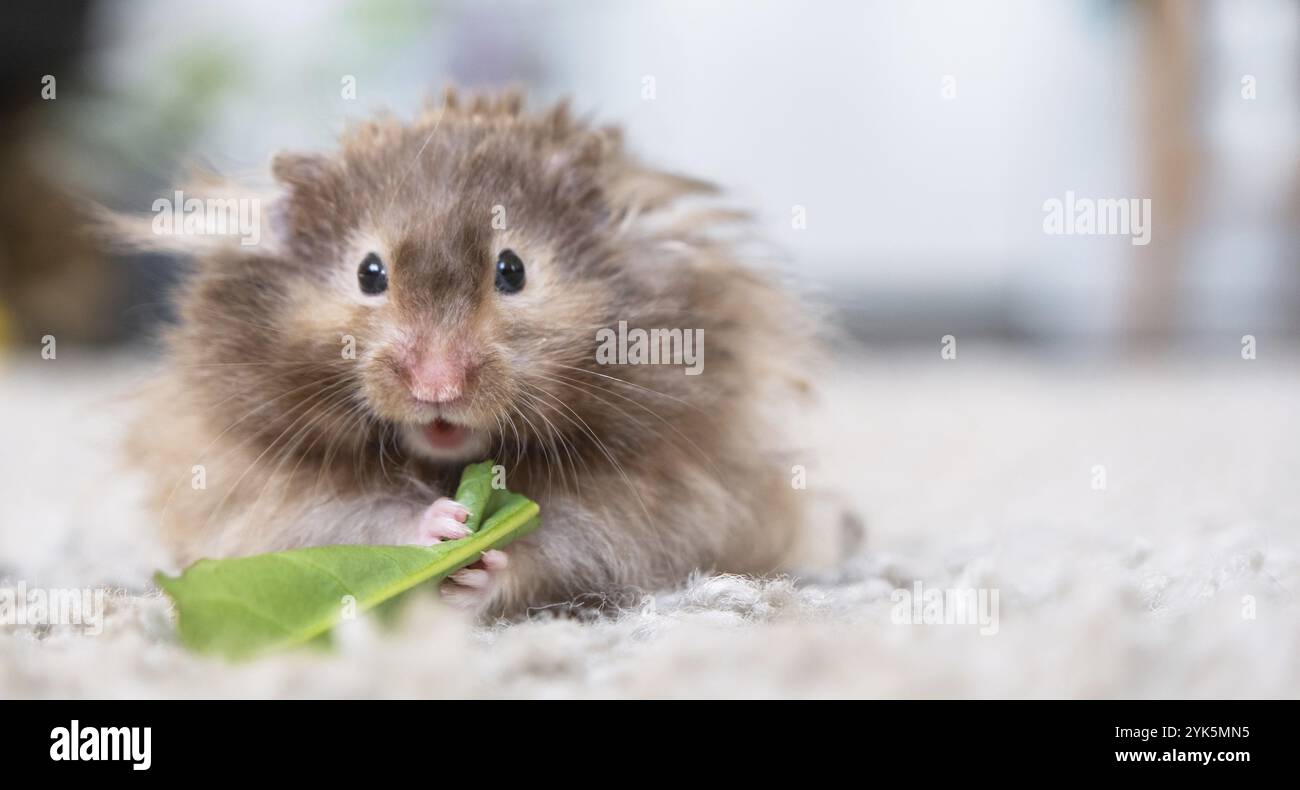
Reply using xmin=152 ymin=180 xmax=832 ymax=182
xmin=2 ymin=348 xmax=1297 ymax=698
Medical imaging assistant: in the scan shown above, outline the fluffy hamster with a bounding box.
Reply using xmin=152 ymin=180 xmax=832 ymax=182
xmin=127 ymin=89 xmax=817 ymax=616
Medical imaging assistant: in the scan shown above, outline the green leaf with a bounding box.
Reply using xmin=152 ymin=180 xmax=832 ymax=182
xmin=453 ymin=460 xmax=496 ymax=533
xmin=155 ymin=461 xmax=538 ymax=660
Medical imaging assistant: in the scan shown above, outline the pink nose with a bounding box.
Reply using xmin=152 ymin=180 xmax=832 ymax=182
xmin=404 ymin=351 xmax=469 ymax=404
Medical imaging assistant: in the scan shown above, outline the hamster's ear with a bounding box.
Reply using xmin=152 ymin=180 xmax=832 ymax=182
xmin=602 ymin=164 xmax=747 ymax=240
xmin=606 ymin=166 xmax=717 ymax=215
xmin=271 ymin=152 xmax=339 ymax=191
xmin=268 ymin=152 xmax=346 ymax=252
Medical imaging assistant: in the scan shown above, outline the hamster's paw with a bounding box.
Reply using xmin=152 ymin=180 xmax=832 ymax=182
xmin=411 ymin=497 xmax=471 ymax=544
xmin=440 ymin=549 xmax=508 ymax=610
xmin=407 ymin=497 xmax=508 ymax=609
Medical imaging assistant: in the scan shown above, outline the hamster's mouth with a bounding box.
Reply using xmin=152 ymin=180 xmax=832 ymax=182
xmin=400 ymin=417 xmax=490 ymax=463
xmin=423 ymin=418 xmax=470 ymax=448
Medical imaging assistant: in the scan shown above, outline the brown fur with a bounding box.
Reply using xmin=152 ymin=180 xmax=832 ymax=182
xmin=127 ymin=89 xmax=818 ymax=616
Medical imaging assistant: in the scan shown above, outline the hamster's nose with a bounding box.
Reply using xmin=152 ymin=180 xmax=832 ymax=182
xmin=403 ymin=349 xmax=471 ymax=404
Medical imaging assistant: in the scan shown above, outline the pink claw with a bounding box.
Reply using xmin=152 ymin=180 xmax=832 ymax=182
xmin=479 ymin=549 xmax=509 ymax=571
xmin=416 ymin=497 xmax=471 ymax=543
xmin=439 ymin=550 xmax=510 ymax=609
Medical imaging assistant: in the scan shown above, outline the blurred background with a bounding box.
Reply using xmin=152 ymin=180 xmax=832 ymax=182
xmin=0 ymin=0 xmax=1296 ymax=353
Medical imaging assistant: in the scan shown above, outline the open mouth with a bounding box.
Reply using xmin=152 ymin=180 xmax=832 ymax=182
xmin=402 ymin=416 xmax=488 ymax=462
xmin=421 ymin=417 xmax=472 ymax=450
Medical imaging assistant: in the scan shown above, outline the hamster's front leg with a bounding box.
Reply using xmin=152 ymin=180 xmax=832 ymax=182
xmin=406 ymin=496 xmax=511 ymax=610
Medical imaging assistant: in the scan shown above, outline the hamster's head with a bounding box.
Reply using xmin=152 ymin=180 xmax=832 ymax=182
xmin=170 ymin=89 xmax=769 ymax=485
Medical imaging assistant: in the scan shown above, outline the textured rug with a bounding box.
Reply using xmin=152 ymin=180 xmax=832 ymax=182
xmin=2 ymin=348 xmax=1297 ymax=698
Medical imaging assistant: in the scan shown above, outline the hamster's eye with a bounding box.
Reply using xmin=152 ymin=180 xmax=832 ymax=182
xmin=357 ymin=252 xmax=388 ymax=295
xmin=495 ymin=249 xmax=526 ymax=294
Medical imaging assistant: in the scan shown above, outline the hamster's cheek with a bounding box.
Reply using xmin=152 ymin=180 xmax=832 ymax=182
xmin=353 ymin=324 xmax=419 ymax=418
xmin=278 ymin=231 xmax=396 ymax=357
xmin=281 ymin=279 xmax=371 ymax=356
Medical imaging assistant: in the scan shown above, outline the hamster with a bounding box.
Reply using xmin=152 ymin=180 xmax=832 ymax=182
xmin=124 ymin=88 xmax=818 ymax=616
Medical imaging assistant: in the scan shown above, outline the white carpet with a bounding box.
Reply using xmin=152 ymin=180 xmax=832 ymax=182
xmin=2 ymin=348 xmax=1297 ymax=698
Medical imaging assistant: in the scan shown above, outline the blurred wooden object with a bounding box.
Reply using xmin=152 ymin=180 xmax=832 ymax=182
xmin=0 ymin=135 xmax=121 ymax=347
xmin=0 ymin=0 xmax=121 ymax=348
xmin=1127 ymin=0 xmax=1199 ymax=349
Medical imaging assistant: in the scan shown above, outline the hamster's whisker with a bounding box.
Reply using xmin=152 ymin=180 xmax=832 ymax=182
xmin=533 ymin=373 xmax=658 ymax=436
xmin=537 ymin=395 xmax=582 ymax=496
xmin=521 ymin=383 xmax=656 ymax=534
xmin=520 ymin=391 xmax=584 ymax=497
xmin=199 ymin=369 xmax=359 ymax=530
xmin=213 ymin=373 xmax=360 ymax=530
xmin=488 ymin=410 xmax=527 ymax=485
xmin=348 ymin=409 xmax=402 ymax=493
xmin=537 ymin=371 xmax=724 ymax=483
xmin=355 ymin=411 xmax=378 ymax=487
xmin=270 ymin=388 xmax=369 ymax=515
xmin=373 ymin=420 xmax=390 ymax=486
xmin=549 ymin=363 xmax=704 ymax=415
xmin=514 ymin=390 xmax=581 ymax=497
xmin=305 ymin=401 xmax=372 ymax=505
xmin=526 ymin=383 xmax=677 ymax=562
xmin=529 ymin=377 xmax=671 ymax=483
xmin=290 ymin=384 xmax=363 ymax=504
xmin=498 ymin=402 xmax=526 ymax=463
xmin=195 ymin=367 xmax=356 ymax=471
xmin=315 ymin=393 xmax=379 ymax=498
xmin=252 ymin=379 xmax=364 ymax=519
xmin=159 ymin=366 xmax=356 ymax=527
xmin=506 ymin=392 xmax=559 ymax=493
xmin=377 ymin=419 xmax=399 ymax=487
xmin=330 ymin=403 xmax=378 ymax=496
xmin=506 ymin=396 xmax=558 ymax=499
